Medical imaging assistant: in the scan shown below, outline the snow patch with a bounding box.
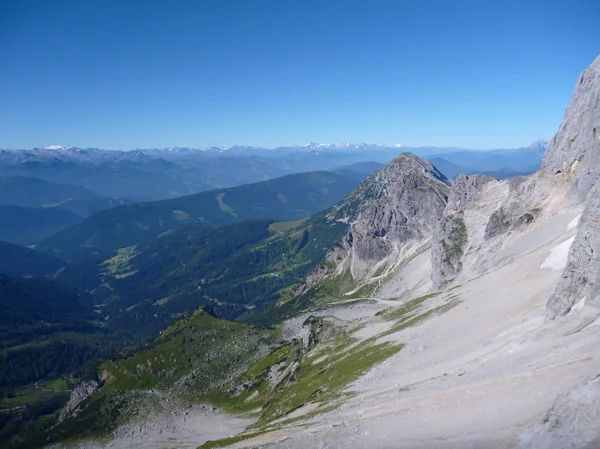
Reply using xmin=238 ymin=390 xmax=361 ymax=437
xmin=569 ymin=297 xmax=586 ymax=314
xmin=566 ymin=214 xmax=581 ymax=231
xmin=540 ymin=237 xmax=575 ymax=271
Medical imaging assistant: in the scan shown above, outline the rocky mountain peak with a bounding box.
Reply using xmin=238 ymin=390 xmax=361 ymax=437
xmin=385 ymin=152 xmax=448 ymax=183
xmin=299 ymin=153 xmax=452 ymax=296
xmin=541 ymin=55 xmax=600 ymax=200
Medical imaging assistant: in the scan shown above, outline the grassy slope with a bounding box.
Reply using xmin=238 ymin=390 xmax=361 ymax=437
xmin=52 ymin=289 xmax=462 ymax=448
xmin=51 ymin=308 xmax=406 ymax=446
xmin=47 ymin=308 xmax=279 ymax=443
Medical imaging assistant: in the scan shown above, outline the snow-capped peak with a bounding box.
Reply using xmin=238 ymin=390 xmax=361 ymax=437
xmin=44 ymin=145 xmax=67 ymax=151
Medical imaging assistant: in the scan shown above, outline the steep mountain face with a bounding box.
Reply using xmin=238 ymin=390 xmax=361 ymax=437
xmin=544 ymin=56 xmax=600 ymax=319
xmin=427 ymin=149 xmax=577 ymax=290
xmin=541 ymin=57 xmax=600 ymax=200
xmin=546 ymin=184 xmax=600 ymax=318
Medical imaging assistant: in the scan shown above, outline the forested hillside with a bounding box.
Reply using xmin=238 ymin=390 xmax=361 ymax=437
xmin=39 ymin=171 xmax=362 ymax=261
xmin=0 ymin=241 xmax=64 ymax=277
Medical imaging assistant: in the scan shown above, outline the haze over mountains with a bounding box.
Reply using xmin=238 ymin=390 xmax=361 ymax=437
xmin=1 ymin=140 xmax=548 ymax=199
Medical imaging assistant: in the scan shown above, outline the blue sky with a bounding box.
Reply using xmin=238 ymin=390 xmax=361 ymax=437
xmin=0 ymin=0 xmax=598 ymax=150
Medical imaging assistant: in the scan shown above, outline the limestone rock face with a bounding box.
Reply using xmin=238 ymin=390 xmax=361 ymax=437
xmin=541 ymin=55 xmax=600 ymax=201
xmin=544 ymin=56 xmax=600 ymax=319
xmin=546 ymin=183 xmax=600 ymax=318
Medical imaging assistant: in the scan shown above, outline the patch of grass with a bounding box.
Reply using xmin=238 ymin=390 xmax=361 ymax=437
xmin=153 ymin=296 xmax=171 ymax=306
xmin=310 ymin=270 xmax=357 ymax=305
xmin=199 ymin=430 xmax=267 ymax=449
xmin=215 ymin=193 xmax=237 ymax=217
xmin=371 ymin=294 xmax=461 ymax=342
xmin=259 ymin=337 xmax=402 ymax=423
xmin=376 ymin=292 xmax=440 ymax=321
xmin=101 ymin=245 xmax=137 ymax=277
xmin=1 ymin=394 xmax=40 ymax=407
xmin=101 ymin=312 xmax=271 ymax=393
xmin=241 ymin=319 xmax=401 ymax=425
xmin=269 ymin=218 xmax=308 ymax=233
xmin=40 ymin=378 xmax=70 ymax=392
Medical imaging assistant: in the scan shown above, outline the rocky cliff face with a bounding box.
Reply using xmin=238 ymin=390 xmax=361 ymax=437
xmin=544 ymin=56 xmax=600 ymax=319
xmin=541 ymin=56 xmax=600 ymax=201
xmin=546 ymin=182 xmax=600 ymax=318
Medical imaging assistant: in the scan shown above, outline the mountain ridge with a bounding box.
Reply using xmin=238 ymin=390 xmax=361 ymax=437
xmin=38 ymin=170 xmax=365 ymax=261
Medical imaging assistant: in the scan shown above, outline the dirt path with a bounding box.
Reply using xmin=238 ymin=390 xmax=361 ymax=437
xmin=34 ymin=380 xmax=52 ymax=392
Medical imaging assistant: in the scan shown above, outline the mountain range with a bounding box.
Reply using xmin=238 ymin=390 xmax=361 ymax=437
xmin=0 ymin=140 xmax=547 ymax=201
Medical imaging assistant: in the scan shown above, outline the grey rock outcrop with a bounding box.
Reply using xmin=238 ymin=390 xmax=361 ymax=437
xmin=432 ymin=174 xmax=494 ymax=287
xmin=482 ymin=175 xmax=549 ymax=240
xmin=445 ymin=174 xmax=494 ymax=214
xmin=58 ymin=380 xmax=100 ymax=422
xmin=517 ymin=374 xmax=600 ymax=449
xmin=431 ymin=212 xmax=467 ymax=287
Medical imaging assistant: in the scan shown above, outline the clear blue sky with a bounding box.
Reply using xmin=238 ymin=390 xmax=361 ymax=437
xmin=1 ymin=0 xmax=598 ymax=150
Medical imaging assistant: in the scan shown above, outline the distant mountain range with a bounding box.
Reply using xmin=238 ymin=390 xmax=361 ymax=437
xmin=0 ymin=141 xmax=548 ymax=247
xmin=0 ymin=140 xmax=548 ymax=201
